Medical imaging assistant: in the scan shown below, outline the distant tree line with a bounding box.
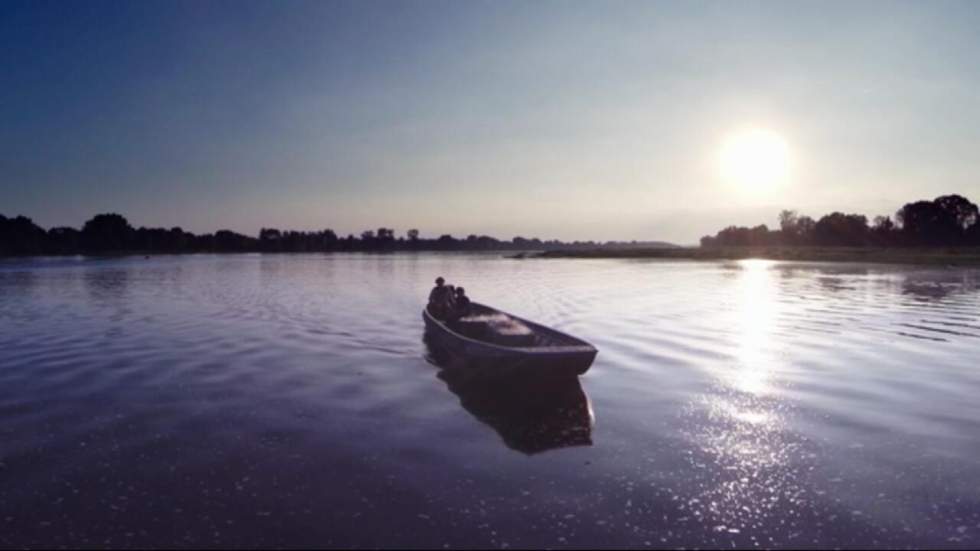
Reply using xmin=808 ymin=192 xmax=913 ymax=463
xmin=700 ymin=194 xmax=980 ymax=248
xmin=0 ymin=212 xmax=673 ymax=256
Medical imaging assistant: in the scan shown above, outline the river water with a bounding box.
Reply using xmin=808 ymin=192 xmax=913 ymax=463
xmin=1 ymin=253 xmax=979 ymax=548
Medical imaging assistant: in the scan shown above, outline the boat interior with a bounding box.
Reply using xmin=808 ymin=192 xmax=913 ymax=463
xmin=436 ymin=304 xmax=568 ymax=348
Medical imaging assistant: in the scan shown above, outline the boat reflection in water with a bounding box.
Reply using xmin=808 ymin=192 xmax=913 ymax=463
xmin=425 ymin=335 xmax=595 ymax=455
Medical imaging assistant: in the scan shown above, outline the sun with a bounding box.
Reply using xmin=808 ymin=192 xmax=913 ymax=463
xmin=720 ymin=128 xmax=790 ymax=191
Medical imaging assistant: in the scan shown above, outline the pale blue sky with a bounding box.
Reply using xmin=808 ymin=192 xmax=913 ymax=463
xmin=3 ymin=0 xmax=980 ymax=243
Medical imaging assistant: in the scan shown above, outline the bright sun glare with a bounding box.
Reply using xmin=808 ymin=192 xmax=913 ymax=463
xmin=720 ymin=129 xmax=790 ymax=192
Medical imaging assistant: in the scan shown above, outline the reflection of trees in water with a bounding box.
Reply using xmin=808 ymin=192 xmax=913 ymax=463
xmin=84 ymin=267 xmax=130 ymax=300
xmin=425 ymin=336 xmax=594 ymax=455
xmin=900 ymin=271 xmax=978 ymax=302
xmin=0 ymin=269 xmax=37 ymax=292
xmin=770 ymin=261 xmax=980 ymax=302
xmin=0 ymin=269 xmax=39 ymax=324
xmin=84 ymin=267 xmax=133 ymax=326
xmin=772 ymin=264 xmax=869 ymax=293
xmin=814 ymin=275 xmax=860 ymax=293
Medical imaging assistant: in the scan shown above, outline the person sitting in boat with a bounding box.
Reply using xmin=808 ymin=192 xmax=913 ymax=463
xmin=446 ymin=284 xmax=457 ymax=308
xmin=428 ymin=276 xmax=453 ymax=319
xmin=452 ymin=287 xmax=471 ymax=319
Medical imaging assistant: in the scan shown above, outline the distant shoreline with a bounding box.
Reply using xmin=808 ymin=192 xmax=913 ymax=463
xmin=530 ymin=246 xmax=980 ymax=266
xmin=4 ymin=247 xmax=980 ymax=267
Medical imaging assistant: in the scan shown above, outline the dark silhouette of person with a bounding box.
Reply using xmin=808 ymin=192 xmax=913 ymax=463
xmin=446 ymin=284 xmax=457 ymax=308
xmin=453 ymin=287 xmax=471 ymax=319
xmin=428 ymin=276 xmax=453 ymax=319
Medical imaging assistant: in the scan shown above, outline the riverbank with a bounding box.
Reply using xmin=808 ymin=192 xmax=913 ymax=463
xmin=532 ymin=246 xmax=980 ymax=265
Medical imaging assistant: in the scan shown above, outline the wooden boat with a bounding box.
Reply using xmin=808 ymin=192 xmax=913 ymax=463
xmin=422 ymin=302 xmax=598 ymax=376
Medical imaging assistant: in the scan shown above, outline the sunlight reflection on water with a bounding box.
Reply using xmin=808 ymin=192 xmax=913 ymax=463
xmin=733 ymin=259 xmax=780 ymax=396
xmin=683 ymin=261 xmax=804 ymax=539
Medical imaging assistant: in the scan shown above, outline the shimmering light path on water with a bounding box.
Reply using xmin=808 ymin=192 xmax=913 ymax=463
xmin=1 ymin=254 xmax=979 ymax=548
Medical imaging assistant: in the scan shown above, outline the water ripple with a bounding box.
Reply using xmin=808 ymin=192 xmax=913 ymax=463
xmin=1 ymin=255 xmax=979 ymax=548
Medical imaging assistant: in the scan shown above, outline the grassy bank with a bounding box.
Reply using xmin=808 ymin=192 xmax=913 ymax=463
xmin=532 ymin=246 xmax=980 ymax=266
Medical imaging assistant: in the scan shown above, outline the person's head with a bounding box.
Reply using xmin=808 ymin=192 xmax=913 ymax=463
xmin=435 ymin=277 xmax=444 ymax=286
xmin=456 ymin=287 xmax=466 ymax=296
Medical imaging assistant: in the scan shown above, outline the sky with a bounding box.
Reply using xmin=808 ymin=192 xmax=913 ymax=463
xmin=2 ymin=0 xmax=980 ymax=244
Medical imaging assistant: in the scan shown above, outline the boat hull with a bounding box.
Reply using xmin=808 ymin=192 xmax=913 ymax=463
xmin=423 ymin=303 xmax=597 ymax=377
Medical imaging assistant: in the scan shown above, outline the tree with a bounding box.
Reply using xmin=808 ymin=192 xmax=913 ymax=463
xmin=259 ymin=228 xmax=282 ymax=252
xmin=170 ymin=227 xmax=190 ymax=252
xmin=813 ymin=212 xmax=868 ymax=246
xmin=896 ymin=195 xmax=979 ymax=245
xmin=214 ymin=229 xmax=252 ymax=252
xmin=259 ymin=228 xmax=281 ymax=241
xmin=48 ymin=226 xmax=80 ymax=254
xmin=319 ymin=229 xmax=338 ymax=250
xmin=870 ymin=215 xmax=897 ymax=246
xmin=0 ymin=215 xmax=48 ymax=255
xmin=81 ymin=213 xmax=133 ymax=252
xmin=935 ymin=194 xmax=979 ymax=230
xmin=968 ymin=221 xmax=980 ymax=246
xmin=700 ymin=224 xmax=773 ymax=247
xmin=778 ymin=210 xmax=804 ymax=244
xmin=778 ymin=210 xmax=798 ymax=232
xmin=872 ymin=215 xmax=894 ymax=231
xmin=436 ymin=234 xmax=456 ymax=250
xmin=796 ymin=216 xmax=816 ymax=244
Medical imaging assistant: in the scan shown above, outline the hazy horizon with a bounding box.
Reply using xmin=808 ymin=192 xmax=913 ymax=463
xmin=4 ymin=0 xmax=980 ymax=243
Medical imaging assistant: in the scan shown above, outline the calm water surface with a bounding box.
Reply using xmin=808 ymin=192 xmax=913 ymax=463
xmin=1 ymin=254 xmax=979 ymax=548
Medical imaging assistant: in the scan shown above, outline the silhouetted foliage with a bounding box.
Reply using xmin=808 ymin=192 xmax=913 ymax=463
xmin=81 ymin=213 xmax=134 ymax=253
xmin=813 ymin=212 xmax=869 ymax=246
xmin=47 ymin=227 xmax=81 ymax=254
xmin=4 ymin=194 xmax=977 ymax=257
xmin=777 ymin=210 xmax=816 ymax=246
xmin=0 ymin=215 xmax=48 ymax=255
xmin=701 ymin=194 xmax=980 ymax=249
xmin=870 ymin=215 xmax=897 ymax=246
xmin=897 ymin=195 xmax=978 ymax=246
xmin=0 ymin=212 xmax=671 ymax=256
xmin=699 ymin=225 xmax=774 ymax=248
